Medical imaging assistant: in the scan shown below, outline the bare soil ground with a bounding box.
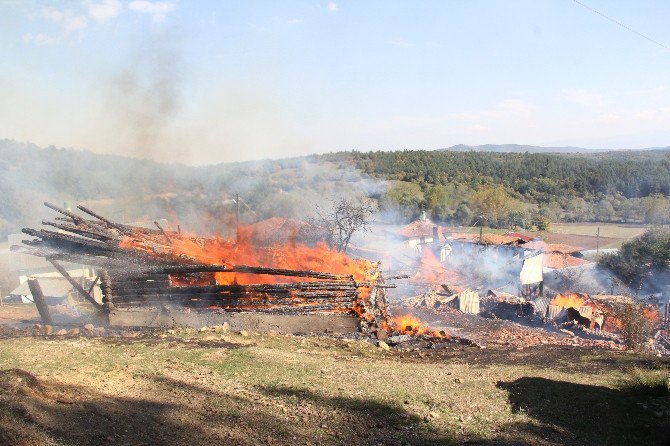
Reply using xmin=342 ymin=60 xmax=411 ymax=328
xmin=441 ymin=222 xmax=647 ymax=250
xmin=0 ymin=304 xmax=37 ymax=328
xmin=529 ymin=222 xmax=650 ymax=250
xmin=0 ymin=307 xmax=669 ymax=446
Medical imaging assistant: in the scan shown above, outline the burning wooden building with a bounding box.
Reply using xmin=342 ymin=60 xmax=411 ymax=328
xmin=11 ymin=203 xmax=391 ymax=334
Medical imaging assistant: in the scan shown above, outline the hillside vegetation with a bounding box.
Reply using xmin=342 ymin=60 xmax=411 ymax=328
xmin=326 ymin=149 xmax=670 ymax=227
xmin=2 ymin=140 xmax=670 ymax=239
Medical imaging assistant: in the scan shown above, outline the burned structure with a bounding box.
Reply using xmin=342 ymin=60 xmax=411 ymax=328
xmin=12 ymin=203 xmax=391 ymax=333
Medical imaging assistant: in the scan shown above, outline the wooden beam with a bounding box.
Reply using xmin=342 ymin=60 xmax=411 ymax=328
xmin=48 ymin=259 xmax=103 ymax=310
xmin=27 ymin=278 xmax=53 ymax=324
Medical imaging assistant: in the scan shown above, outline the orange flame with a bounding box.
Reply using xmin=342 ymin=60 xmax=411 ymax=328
xmin=118 ymin=224 xmax=381 ymax=319
xmin=413 ymin=248 xmax=461 ymax=285
xmin=120 ymin=226 xmax=376 ymax=287
xmin=550 ymin=293 xmax=589 ymax=309
xmin=644 ymin=307 xmax=660 ymax=323
xmin=391 ymin=313 xmax=448 ymax=338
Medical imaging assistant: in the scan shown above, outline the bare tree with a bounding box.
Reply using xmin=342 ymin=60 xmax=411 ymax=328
xmin=311 ymin=198 xmax=375 ymax=253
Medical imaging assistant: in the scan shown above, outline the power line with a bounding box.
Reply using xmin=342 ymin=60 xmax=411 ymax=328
xmin=572 ymin=0 xmax=668 ymax=51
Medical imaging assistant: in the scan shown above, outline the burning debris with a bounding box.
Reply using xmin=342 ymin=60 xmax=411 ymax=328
xmin=8 ymin=203 xmax=666 ymax=353
xmin=370 ymin=223 xmax=667 ymax=352
xmin=12 ymin=203 xmax=393 ymax=334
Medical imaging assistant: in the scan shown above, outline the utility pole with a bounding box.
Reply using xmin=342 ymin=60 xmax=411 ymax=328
xmin=479 ymin=215 xmax=484 ymax=244
xmin=596 ymin=226 xmax=600 ymax=258
xmin=235 ymin=193 xmax=240 ymax=244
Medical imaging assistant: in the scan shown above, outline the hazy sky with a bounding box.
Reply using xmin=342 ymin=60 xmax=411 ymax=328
xmin=1 ymin=1 xmax=669 ymax=164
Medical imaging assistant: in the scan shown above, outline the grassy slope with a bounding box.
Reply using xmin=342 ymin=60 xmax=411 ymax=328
xmin=0 ymin=329 xmax=668 ymax=446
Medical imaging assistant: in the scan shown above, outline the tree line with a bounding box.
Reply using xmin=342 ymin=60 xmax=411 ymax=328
xmin=324 ymin=149 xmax=670 ymax=228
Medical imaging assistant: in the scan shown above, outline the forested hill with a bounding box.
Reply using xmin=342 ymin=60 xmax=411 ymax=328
xmin=328 ymin=149 xmax=670 ymax=198
xmin=441 ymin=144 xmax=592 ymax=153
xmin=323 ymin=149 xmax=670 ymax=227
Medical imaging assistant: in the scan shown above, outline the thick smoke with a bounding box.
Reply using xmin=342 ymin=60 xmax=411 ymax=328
xmin=106 ymin=33 xmax=183 ymax=160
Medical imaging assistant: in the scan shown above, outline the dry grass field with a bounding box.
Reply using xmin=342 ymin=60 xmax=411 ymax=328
xmin=0 ymin=323 xmax=668 ymax=446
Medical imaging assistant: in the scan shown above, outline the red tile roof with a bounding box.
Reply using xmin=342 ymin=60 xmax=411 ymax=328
xmin=543 ymin=253 xmax=591 ymax=269
xmin=448 ymin=233 xmax=525 ymax=246
xmin=525 ymin=241 xmax=583 ymax=254
xmin=478 ymin=234 xmax=525 ymax=246
xmin=448 ymin=233 xmax=479 ymax=241
xmin=524 ymin=240 xmax=548 ymax=251
xmin=397 ymin=220 xmax=443 ymax=239
xmin=503 ymin=231 xmax=534 ymax=242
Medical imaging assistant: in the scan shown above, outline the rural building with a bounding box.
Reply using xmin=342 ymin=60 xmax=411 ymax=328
xmin=395 ymin=219 xmax=444 ymax=250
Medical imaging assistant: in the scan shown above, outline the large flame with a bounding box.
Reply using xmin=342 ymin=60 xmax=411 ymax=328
xmin=118 ymin=224 xmax=380 ymax=319
xmin=120 ymin=226 xmax=377 ymax=287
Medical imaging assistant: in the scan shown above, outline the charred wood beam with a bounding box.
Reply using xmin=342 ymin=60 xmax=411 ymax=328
xmin=233 ymin=265 xmax=354 ymax=281
xmin=108 ymin=292 xmax=350 ymax=300
xmin=44 ymin=201 xmax=85 ymax=224
xmin=47 ymin=259 xmax=103 ymax=310
xmin=27 ymin=278 xmax=53 ymax=324
xmin=153 ymin=221 xmax=172 ymax=243
xmin=12 ymin=243 xmax=115 ymax=265
xmin=12 ymin=244 xmax=158 ymax=272
xmin=214 ymin=305 xmax=352 ymax=313
xmin=110 ymin=281 xmax=358 ymax=293
xmin=23 ymin=228 xmax=121 ymax=252
xmin=111 ymin=299 xmax=354 ymax=311
xmin=109 ymin=291 xmax=358 ymax=301
xmin=87 ymin=275 xmax=100 ymax=296
xmin=154 ymin=264 xmax=354 ymax=281
xmin=107 ymin=274 xmax=172 ymax=283
xmin=76 ymin=205 xmax=129 ymax=233
xmin=110 ymin=294 xmax=356 ymax=303
xmin=15 ymin=238 xmax=182 ymax=271
xmin=99 ymin=269 xmax=113 ymax=309
xmin=42 ymin=221 xmax=119 ymax=242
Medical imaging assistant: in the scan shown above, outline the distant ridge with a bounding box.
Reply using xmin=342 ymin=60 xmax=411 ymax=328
xmin=440 ymin=144 xmax=599 ymax=154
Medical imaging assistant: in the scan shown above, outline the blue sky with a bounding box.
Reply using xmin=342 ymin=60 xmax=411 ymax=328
xmin=1 ymin=1 xmax=669 ymax=164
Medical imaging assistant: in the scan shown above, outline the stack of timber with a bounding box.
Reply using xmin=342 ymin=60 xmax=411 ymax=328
xmin=12 ymin=203 xmax=390 ymax=326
